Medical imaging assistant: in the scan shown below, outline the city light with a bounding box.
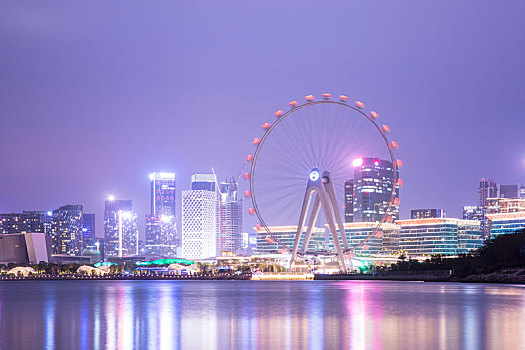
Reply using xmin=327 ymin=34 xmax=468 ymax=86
xmin=108 ymin=195 xmax=115 ymax=201
xmin=160 ymin=215 xmax=173 ymax=223
xmin=309 ymin=170 xmax=320 ymax=181
xmin=353 ymin=157 xmax=363 ymax=167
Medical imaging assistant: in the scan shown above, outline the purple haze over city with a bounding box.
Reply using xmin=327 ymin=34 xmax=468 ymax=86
xmin=1 ymin=1 xmax=524 ymax=238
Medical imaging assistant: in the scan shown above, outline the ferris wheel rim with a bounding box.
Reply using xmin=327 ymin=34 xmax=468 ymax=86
xmin=248 ymin=97 xmax=400 ymax=254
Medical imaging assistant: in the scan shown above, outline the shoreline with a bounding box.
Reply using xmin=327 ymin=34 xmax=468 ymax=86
xmin=1 ymin=272 xmax=525 ymax=284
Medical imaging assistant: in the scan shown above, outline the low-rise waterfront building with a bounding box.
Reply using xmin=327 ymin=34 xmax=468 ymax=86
xmin=0 ymin=232 xmax=52 ymax=264
xmin=487 ymin=212 xmax=525 ymax=239
xmin=397 ymin=218 xmax=482 ymax=257
xmin=254 ymin=226 xmax=326 ymax=254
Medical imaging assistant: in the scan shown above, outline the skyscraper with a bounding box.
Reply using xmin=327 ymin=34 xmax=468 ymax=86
xmin=344 ymin=180 xmax=354 ymax=223
xmin=182 ymin=174 xmax=217 ymax=259
xmin=51 ymin=205 xmax=83 ymax=256
xmin=218 ymin=178 xmax=242 ymax=254
xmin=498 ymin=184 xmax=521 ymax=199
xmin=82 ymin=213 xmax=103 ymax=260
xmin=191 ymin=173 xmax=217 ymax=191
xmin=145 ymin=172 xmax=178 ymax=256
xmin=477 ymin=178 xmax=498 ymax=238
xmin=104 ymin=198 xmax=137 ymax=257
xmin=351 ymin=157 xmax=399 ymax=222
xmin=478 ymin=178 xmax=498 ymax=207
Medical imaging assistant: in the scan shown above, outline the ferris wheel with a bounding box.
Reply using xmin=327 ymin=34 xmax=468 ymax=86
xmin=243 ymin=93 xmax=402 ymax=272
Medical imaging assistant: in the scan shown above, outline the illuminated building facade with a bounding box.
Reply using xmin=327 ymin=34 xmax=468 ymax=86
xmin=411 ymin=209 xmax=446 ymax=219
xmin=487 ymin=197 xmax=525 ymax=214
xmin=463 ymin=205 xmax=484 ymax=221
xmin=397 ymin=218 xmax=482 ymax=257
xmin=344 ymin=179 xmax=354 ymax=223
xmin=120 ymin=211 xmax=139 ymax=256
xmin=0 ymin=211 xmax=53 ymax=235
xmin=351 ymin=157 xmax=399 ymax=222
xmin=218 ymin=178 xmax=242 ymax=254
xmin=487 ymin=212 xmax=525 ymax=239
xmin=328 ymin=222 xmax=400 ymax=255
xmin=254 ymin=226 xmax=326 ymax=255
xmin=145 ymin=172 xmax=178 ymax=256
xmin=81 ymin=213 xmax=102 ymax=260
xmin=51 ymin=205 xmax=83 ymax=256
xmin=182 ymin=189 xmax=217 ymax=259
xmin=104 ymin=199 xmax=134 ymax=257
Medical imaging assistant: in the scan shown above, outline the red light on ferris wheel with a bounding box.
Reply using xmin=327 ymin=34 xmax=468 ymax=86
xmin=339 ymin=95 xmax=348 ymax=102
xmin=382 ymin=124 xmax=391 ymax=133
xmin=244 ymin=190 xmax=251 ymax=197
xmin=396 ymin=159 xmax=403 ymax=168
xmin=248 ymin=208 xmax=255 ymax=215
xmin=322 ymin=93 xmax=331 ymax=99
xmin=391 ymin=140 xmax=399 ymax=149
xmin=305 ymin=95 xmax=314 ymax=101
xmin=274 ymin=110 xmax=283 ymax=117
xmin=289 ymin=100 xmax=298 ymax=108
xmin=370 ymin=111 xmax=379 ymax=119
xmin=253 ymin=138 xmax=260 ymax=145
xmin=243 ymin=172 xmax=250 ymax=180
xmin=262 ymin=122 xmax=271 ymax=129
xmin=246 ymin=154 xmax=253 ymax=161
xmin=355 ymin=101 xmax=365 ymax=109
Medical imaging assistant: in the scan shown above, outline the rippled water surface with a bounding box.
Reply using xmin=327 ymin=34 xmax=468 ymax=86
xmin=1 ymin=280 xmax=524 ymax=349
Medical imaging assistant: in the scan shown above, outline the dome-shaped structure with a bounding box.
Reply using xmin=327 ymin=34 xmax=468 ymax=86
xmin=77 ymin=265 xmax=109 ymax=276
xmin=8 ymin=267 xmax=37 ymax=277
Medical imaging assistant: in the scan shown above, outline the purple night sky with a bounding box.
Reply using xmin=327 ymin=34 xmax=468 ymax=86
xmin=1 ymin=2 xmax=524 ymax=238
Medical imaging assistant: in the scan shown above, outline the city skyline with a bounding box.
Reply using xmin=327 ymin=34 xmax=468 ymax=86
xmin=1 ymin=2 xmax=524 ymax=240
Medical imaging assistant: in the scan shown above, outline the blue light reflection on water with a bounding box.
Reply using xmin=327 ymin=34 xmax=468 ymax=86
xmin=0 ymin=281 xmax=524 ymax=349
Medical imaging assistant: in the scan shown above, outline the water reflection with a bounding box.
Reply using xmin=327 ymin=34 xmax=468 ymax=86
xmin=0 ymin=281 xmax=524 ymax=349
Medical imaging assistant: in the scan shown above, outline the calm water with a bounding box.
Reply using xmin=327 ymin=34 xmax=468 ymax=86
xmin=0 ymin=280 xmax=524 ymax=350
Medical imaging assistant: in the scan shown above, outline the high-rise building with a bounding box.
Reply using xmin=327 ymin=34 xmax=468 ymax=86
xmin=145 ymin=214 xmax=177 ymax=256
xmin=411 ymin=209 xmax=446 ymax=219
xmin=478 ymin=178 xmax=498 ymax=207
xmin=0 ymin=211 xmax=53 ymax=235
xmin=351 ymin=157 xmax=399 ymax=222
xmin=81 ymin=213 xmax=103 ymax=260
xmin=498 ymin=184 xmax=521 ymax=199
xmin=104 ymin=198 xmax=137 ymax=257
xmin=218 ymin=178 xmax=242 ymax=254
xmin=191 ymin=173 xmax=217 ymax=191
xmin=150 ymin=172 xmax=176 ymax=216
xmin=145 ymin=172 xmax=178 ymax=256
xmin=344 ymin=180 xmax=354 ymax=223
xmin=182 ymin=175 xmax=218 ymax=259
xmin=120 ymin=211 xmax=139 ymax=256
xmin=51 ymin=205 xmax=83 ymax=256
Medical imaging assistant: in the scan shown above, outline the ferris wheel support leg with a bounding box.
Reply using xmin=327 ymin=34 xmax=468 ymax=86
xmin=323 ymin=176 xmax=350 ymax=251
xmin=301 ymin=194 xmax=321 ymax=255
xmin=318 ymin=191 xmax=347 ymax=273
xmin=290 ymin=188 xmax=313 ymax=271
